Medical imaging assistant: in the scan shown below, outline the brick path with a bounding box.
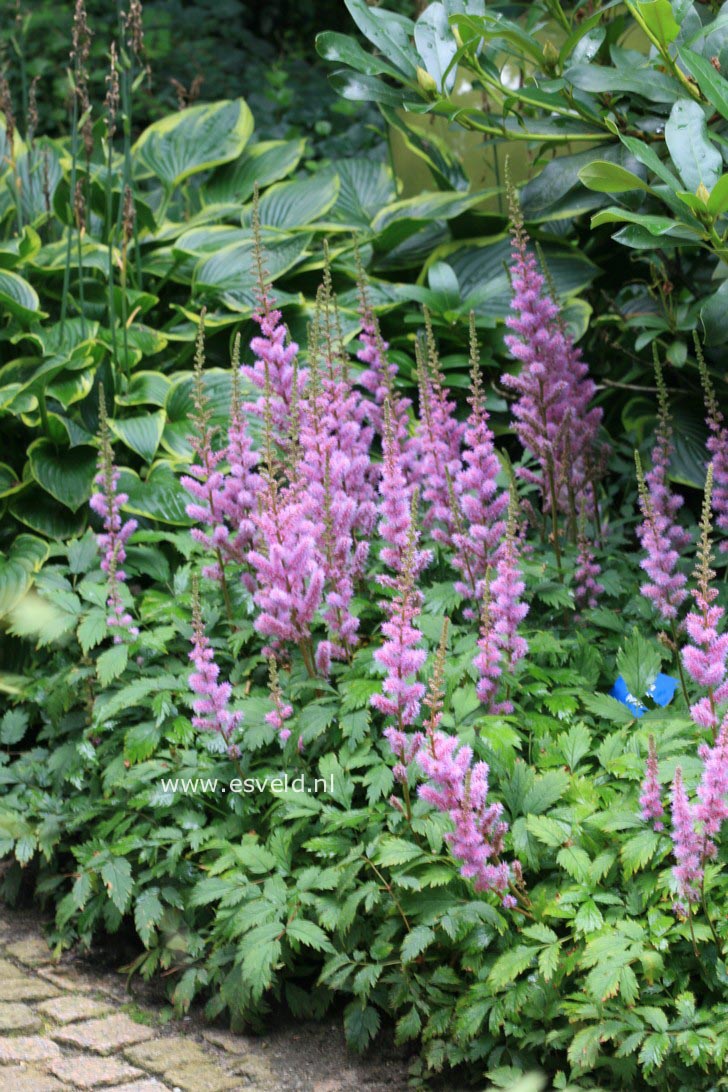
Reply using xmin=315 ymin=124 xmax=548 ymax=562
xmin=0 ymin=910 xmax=409 ymax=1091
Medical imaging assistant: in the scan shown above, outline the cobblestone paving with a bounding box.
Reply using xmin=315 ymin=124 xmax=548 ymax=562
xmin=0 ymin=910 xmax=409 ymax=1091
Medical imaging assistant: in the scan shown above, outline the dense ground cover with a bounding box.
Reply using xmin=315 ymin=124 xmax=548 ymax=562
xmin=1 ymin=1 xmax=728 ymax=1089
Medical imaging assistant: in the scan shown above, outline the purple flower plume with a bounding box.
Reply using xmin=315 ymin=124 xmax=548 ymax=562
xmin=681 ymin=466 xmax=728 ymax=731
xmin=451 ymin=317 xmax=509 ymax=614
xmin=188 ymin=580 xmax=243 ymax=756
xmin=700 ymin=347 xmax=728 ymax=554
xmin=502 ymin=206 xmax=602 ymax=519
xmin=670 ymin=766 xmax=704 ymax=905
xmin=639 ymin=735 xmax=664 ymax=831
xmin=89 ymin=392 xmax=139 ymax=643
xmin=635 ymin=450 xmax=687 ymax=625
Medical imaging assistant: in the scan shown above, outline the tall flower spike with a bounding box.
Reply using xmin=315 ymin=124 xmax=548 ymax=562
xmin=645 ymin=354 xmax=690 ymax=552
xmin=188 ymin=577 xmax=243 ymax=756
xmin=682 ymin=465 xmax=728 ymax=731
xmin=502 ymin=189 xmax=601 ymax=521
xmin=639 ymin=735 xmax=665 ymax=831
xmin=179 ymin=311 xmax=233 ymax=613
xmin=474 ymin=493 xmax=529 ymax=713
xmin=416 ymin=313 xmax=466 ymax=546
xmin=697 ymin=334 xmax=728 ymax=553
xmin=378 ymin=400 xmax=430 ymax=577
xmin=574 ymin=507 xmax=603 ymax=611
xmin=416 ymin=729 xmax=517 ymax=904
xmin=670 ymin=766 xmax=703 ymax=905
xmin=240 ymin=188 xmax=305 ymax=445
xmin=89 ymin=389 xmax=139 ymax=643
xmin=635 ymin=451 xmax=687 ymax=624
xmin=451 ymin=313 xmax=509 ymax=614
xmin=265 ymin=656 xmax=294 ymax=746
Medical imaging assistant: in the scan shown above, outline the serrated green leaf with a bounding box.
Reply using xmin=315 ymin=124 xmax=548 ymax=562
xmin=100 ymin=856 xmax=133 ymax=914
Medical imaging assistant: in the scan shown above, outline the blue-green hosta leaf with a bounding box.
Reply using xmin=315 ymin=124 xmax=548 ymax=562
xmin=115 ymin=371 xmax=171 ymax=408
xmin=194 ymin=234 xmax=312 ymax=296
xmin=0 ymin=269 xmax=45 ymax=324
xmin=109 ymin=411 xmax=165 ymax=463
xmin=332 ymin=159 xmax=397 ymax=228
xmin=28 ymin=440 xmax=97 ymax=512
xmin=203 ymin=138 xmax=306 ymax=207
xmin=0 ymin=463 xmax=22 ymax=499
xmin=665 ymin=99 xmax=723 ymax=194
xmin=9 ymin=488 xmax=86 ymax=539
xmin=372 ymin=191 xmax=490 ymax=252
xmin=133 ymin=99 xmax=254 ymax=189
xmin=257 ymin=173 xmax=340 ymax=230
xmin=379 ymin=105 xmax=468 ymax=192
xmin=118 ymin=465 xmax=194 ymax=527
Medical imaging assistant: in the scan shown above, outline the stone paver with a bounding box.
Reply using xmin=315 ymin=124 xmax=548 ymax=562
xmin=49 ymin=1054 xmax=144 ymax=1088
xmin=37 ymin=995 xmax=113 ymax=1025
xmin=52 ymin=1012 xmax=155 ymax=1054
xmin=110 ymin=1083 xmax=170 ymax=1092
xmin=0 ymin=909 xmax=410 ymax=1091
xmin=0 ymin=1067 xmax=67 ymax=1091
xmin=6 ymin=937 xmax=54 ymax=965
xmin=0 ymin=1033 xmax=61 ymax=1063
xmin=0 ymin=1001 xmax=42 ymax=1032
xmin=125 ymin=1035 xmax=210 ymax=1074
xmin=161 ymin=1063 xmax=240 ymax=1092
xmin=0 ymin=975 xmax=61 ymax=1002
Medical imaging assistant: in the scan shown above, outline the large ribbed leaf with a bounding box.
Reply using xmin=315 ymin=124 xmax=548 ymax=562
xmin=118 ymin=466 xmax=194 ymax=526
xmin=0 ymin=534 xmax=49 ymax=617
xmin=133 ymin=99 xmax=254 ymax=189
xmin=257 ymin=174 xmax=340 ymax=230
xmin=162 ymin=369 xmax=259 ymax=459
xmin=9 ymin=489 xmax=86 ymax=538
xmin=0 ymin=269 xmax=44 ymax=324
xmin=109 ymin=412 xmax=166 ymax=463
xmin=194 ymin=234 xmax=312 ymax=294
xmin=28 ymin=440 xmax=97 ymax=512
xmin=332 ymin=160 xmax=397 ymax=228
xmin=204 ymin=139 xmax=306 ymax=206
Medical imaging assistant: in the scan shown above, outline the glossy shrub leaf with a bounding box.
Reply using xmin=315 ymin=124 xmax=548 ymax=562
xmin=578 ymin=161 xmax=650 ymax=194
xmin=565 ymin=64 xmax=681 ymax=104
xmin=679 ymin=47 xmax=728 ymax=120
xmin=28 ymin=440 xmax=97 ymax=512
xmin=316 ymin=31 xmax=406 ymax=81
xmin=628 ymin=0 xmax=680 ymax=47
xmin=665 ymin=99 xmax=722 ymax=194
xmin=343 ymin=0 xmax=418 ymax=78
xmin=414 ymin=3 xmax=458 ymax=94
xmin=134 ymin=99 xmax=254 ymax=189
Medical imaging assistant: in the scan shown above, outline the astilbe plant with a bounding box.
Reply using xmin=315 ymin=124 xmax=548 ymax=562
xmin=416 ymin=313 xmax=466 ymax=546
xmin=699 ymin=340 xmax=728 ymax=554
xmin=416 ymin=623 xmax=521 ymax=906
xmin=502 ymin=197 xmax=602 ymax=544
xmin=681 ymin=466 xmax=728 ymax=733
xmin=450 ymin=314 xmax=509 ymax=616
xmin=188 ymin=577 xmax=243 ymax=758
xmin=89 ymin=390 xmax=139 ymax=643
xmin=473 ymin=496 xmax=529 ymax=714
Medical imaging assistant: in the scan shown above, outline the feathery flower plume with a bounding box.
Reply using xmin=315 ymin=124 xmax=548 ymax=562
xmin=372 ymin=500 xmax=428 ymax=769
xmin=240 ymin=191 xmax=305 ymax=445
xmin=105 ymin=41 xmax=119 ymax=140
xmin=682 ymin=466 xmax=728 ymax=731
xmin=502 ymin=193 xmax=601 ymax=523
xmin=265 ymin=656 xmax=294 ymax=745
xmin=695 ymin=713 xmax=728 ymax=846
xmin=574 ymin=514 xmax=603 ymax=611
xmin=188 ymin=577 xmax=242 ymax=756
xmin=635 ymin=451 xmax=687 ymax=624
xmin=89 ymin=390 xmax=139 ymax=643
xmin=451 ymin=314 xmax=508 ymax=612
xmin=377 ymin=400 xmax=430 ymax=577
xmin=355 ymin=277 xmax=421 ymax=485
xmin=670 ymin=766 xmax=704 ymax=905
xmin=416 ymin=728 xmax=516 ymax=904
xmin=698 ymin=336 xmax=728 ymax=554
xmin=179 ymin=312 xmax=235 ymax=614
xmin=417 ymin=314 xmax=466 ymax=546
xmin=639 ymin=735 xmax=665 ymax=831
xmin=474 ymin=496 xmax=529 ymax=713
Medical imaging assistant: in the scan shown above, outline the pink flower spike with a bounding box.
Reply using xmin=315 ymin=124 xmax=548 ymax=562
xmin=639 ymin=735 xmax=665 ymax=831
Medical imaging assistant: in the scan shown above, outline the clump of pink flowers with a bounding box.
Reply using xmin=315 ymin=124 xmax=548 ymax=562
xmin=681 ymin=466 xmax=728 ymax=732
xmin=89 ymin=390 xmax=139 ymax=643
xmin=639 ymin=735 xmax=664 ymax=831
xmin=188 ymin=578 xmax=243 ymax=757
